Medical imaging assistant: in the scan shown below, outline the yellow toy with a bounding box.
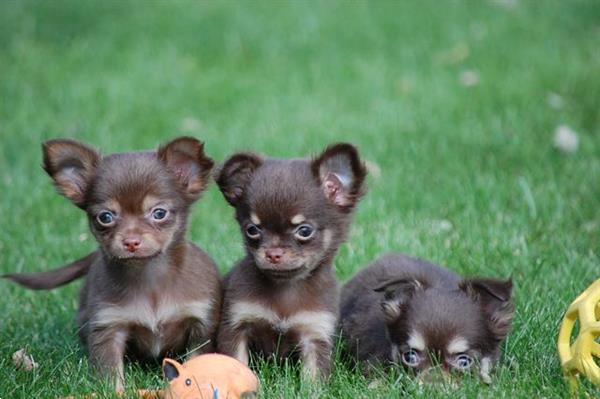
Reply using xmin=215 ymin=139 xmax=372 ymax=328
xmin=557 ymin=278 xmax=600 ymax=390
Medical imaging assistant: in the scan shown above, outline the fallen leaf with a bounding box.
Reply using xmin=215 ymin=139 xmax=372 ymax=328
xmin=13 ymin=348 xmax=39 ymax=371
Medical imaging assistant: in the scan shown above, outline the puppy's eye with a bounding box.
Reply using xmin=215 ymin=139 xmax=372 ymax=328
xmin=452 ymin=353 xmax=473 ymax=370
xmin=294 ymin=224 xmax=315 ymax=241
xmin=401 ymin=349 xmax=421 ymax=367
xmin=151 ymin=208 xmax=168 ymax=220
xmin=97 ymin=211 xmax=115 ymax=226
xmin=245 ymin=223 xmax=261 ymax=240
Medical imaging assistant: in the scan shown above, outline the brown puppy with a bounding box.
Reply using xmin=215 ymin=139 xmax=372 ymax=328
xmin=340 ymin=253 xmax=514 ymax=384
xmin=4 ymin=137 xmax=221 ymax=390
xmin=215 ymin=143 xmax=367 ymax=379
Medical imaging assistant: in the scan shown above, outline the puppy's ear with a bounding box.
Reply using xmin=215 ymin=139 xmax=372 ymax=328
xmin=42 ymin=139 xmax=101 ymax=208
xmin=460 ymin=278 xmax=514 ymax=341
xmin=157 ymin=136 xmax=214 ymax=201
xmin=215 ymin=152 xmax=263 ymax=206
xmin=162 ymin=358 xmax=182 ymax=382
xmin=311 ymin=143 xmax=367 ymax=212
xmin=374 ymin=278 xmax=423 ymax=323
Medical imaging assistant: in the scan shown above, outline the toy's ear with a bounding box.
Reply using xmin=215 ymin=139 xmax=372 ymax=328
xmin=42 ymin=139 xmax=101 ymax=208
xmin=215 ymin=152 xmax=263 ymax=207
xmin=460 ymin=278 xmax=514 ymax=341
xmin=162 ymin=358 xmax=182 ymax=382
xmin=311 ymin=143 xmax=367 ymax=212
xmin=157 ymin=136 xmax=214 ymax=202
xmin=374 ymin=278 xmax=424 ymax=323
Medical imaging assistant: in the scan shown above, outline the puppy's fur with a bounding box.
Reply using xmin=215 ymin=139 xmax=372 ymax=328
xmin=215 ymin=143 xmax=366 ymax=378
xmin=4 ymin=251 xmax=97 ymax=289
xmin=340 ymin=253 xmax=513 ymax=384
xmin=5 ymin=137 xmax=221 ymax=390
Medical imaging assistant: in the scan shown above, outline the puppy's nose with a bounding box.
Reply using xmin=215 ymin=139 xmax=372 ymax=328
xmin=265 ymin=248 xmax=284 ymax=264
xmin=123 ymin=237 xmax=142 ymax=253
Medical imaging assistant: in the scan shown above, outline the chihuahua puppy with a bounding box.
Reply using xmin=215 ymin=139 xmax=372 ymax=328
xmin=340 ymin=253 xmax=514 ymax=384
xmin=4 ymin=137 xmax=221 ymax=390
xmin=215 ymin=143 xmax=367 ymax=379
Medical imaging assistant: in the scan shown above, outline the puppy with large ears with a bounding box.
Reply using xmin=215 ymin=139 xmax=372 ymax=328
xmin=5 ymin=137 xmax=221 ymax=391
xmin=340 ymin=253 xmax=514 ymax=384
xmin=215 ymin=143 xmax=367 ymax=379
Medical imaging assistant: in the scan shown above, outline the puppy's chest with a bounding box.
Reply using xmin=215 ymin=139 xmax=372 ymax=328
xmin=229 ymin=300 xmax=336 ymax=343
xmin=92 ymin=296 xmax=212 ymax=334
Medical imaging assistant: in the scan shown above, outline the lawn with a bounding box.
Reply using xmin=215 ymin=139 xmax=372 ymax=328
xmin=0 ymin=0 xmax=598 ymax=397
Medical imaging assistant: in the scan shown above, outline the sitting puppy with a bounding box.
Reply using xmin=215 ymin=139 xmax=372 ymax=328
xmin=340 ymin=253 xmax=514 ymax=384
xmin=215 ymin=143 xmax=367 ymax=379
xmin=4 ymin=137 xmax=221 ymax=390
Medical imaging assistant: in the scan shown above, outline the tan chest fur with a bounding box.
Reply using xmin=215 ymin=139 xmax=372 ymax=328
xmin=228 ymin=300 xmax=336 ymax=343
xmin=91 ymin=297 xmax=213 ymax=356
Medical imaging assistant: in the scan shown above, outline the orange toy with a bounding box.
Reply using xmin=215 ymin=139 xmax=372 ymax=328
xmin=139 ymin=354 xmax=259 ymax=399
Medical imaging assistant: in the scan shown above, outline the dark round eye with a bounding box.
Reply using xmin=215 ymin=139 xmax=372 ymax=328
xmin=245 ymin=223 xmax=261 ymax=240
xmin=97 ymin=211 xmax=115 ymax=226
xmin=294 ymin=224 xmax=315 ymax=241
xmin=151 ymin=208 xmax=168 ymax=220
xmin=454 ymin=353 xmax=473 ymax=370
xmin=402 ymin=349 xmax=421 ymax=367
xmin=185 ymin=378 xmax=192 ymax=386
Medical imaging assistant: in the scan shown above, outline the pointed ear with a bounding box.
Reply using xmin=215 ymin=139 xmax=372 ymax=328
xmin=157 ymin=136 xmax=214 ymax=201
xmin=215 ymin=152 xmax=263 ymax=206
xmin=311 ymin=143 xmax=367 ymax=211
xmin=374 ymin=278 xmax=423 ymax=323
xmin=460 ymin=278 xmax=514 ymax=341
xmin=42 ymin=139 xmax=101 ymax=208
xmin=162 ymin=358 xmax=182 ymax=382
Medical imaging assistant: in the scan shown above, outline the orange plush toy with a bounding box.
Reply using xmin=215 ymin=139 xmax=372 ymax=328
xmin=139 ymin=354 xmax=259 ymax=399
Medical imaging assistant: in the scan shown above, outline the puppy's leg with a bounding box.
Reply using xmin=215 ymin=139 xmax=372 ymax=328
xmin=300 ymin=338 xmax=333 ymax=380
xmin=218 ymin=323 xmax=249 ymax=365
xmin=186 ymin=320 xmax=213 ymax=357
xmin=87 ymin=327 xmax=128 ymax=391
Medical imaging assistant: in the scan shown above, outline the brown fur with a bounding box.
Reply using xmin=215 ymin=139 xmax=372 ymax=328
xmin=6 ymin=137 xmax=221 ymax=390
xmin=3 ymin=251 xmax=97 ymax=289
xmin=215 ymin=143 xmax=367 ymax=378
xmin=340 ymin=253 xmax=514 ymax=383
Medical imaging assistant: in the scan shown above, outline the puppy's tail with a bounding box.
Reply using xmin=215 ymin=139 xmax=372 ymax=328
xmin=2 ymin=251 xmax=97 ymax=290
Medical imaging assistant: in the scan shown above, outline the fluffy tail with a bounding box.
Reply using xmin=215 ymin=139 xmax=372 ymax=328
xmin=2 ymin=251 xmax=97 ymax=290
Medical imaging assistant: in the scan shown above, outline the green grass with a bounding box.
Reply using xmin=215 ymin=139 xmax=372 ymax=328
xmin=0 ymin=0 xmax=598 ymax=397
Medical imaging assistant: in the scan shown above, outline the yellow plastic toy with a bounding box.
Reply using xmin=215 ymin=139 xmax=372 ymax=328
xmin=557 ymin=278 xmax=600 ymax=390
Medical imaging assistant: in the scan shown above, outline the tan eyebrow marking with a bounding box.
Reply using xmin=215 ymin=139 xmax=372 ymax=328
xmin=250 ymin=213 xmax=261 ymax=225
xmin=142 ymin=195 xmax=162 ymax=212
xmin=407 ymin=331 xmax=426 ymax=351
xmin=105 ymin=200 xmax=122 ymax=214
xmin=447 ymin=337 xmax=469 ymax=354
xmin=291 ymin=214 xmax=306 ymax=225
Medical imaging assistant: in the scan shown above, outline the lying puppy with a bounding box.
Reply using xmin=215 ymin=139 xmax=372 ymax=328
xmin=215 ymin=143 xmax=367 ymax=379
xmin=4 ymin=137 xmax=221 ymax=390
xmin=340 ymin=253 xmax=514 ymax=384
